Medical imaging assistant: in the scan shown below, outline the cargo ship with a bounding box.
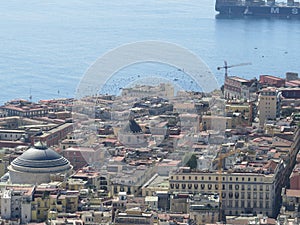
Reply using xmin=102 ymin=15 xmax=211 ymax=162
xmin=215 ymin=0 xmax=300 ymax=17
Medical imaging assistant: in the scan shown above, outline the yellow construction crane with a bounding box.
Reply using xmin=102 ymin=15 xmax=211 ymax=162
xmin=214 ymin=148 xmax=243 ymax=222
xmin=217 ymin=61 xmax=252 ymax=78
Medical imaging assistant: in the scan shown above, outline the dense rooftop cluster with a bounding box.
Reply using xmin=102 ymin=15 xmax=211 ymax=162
xmin=0 ymin=72 xmax=300 ymax=224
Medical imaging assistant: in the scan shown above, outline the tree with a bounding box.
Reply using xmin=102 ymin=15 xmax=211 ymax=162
xmin=186 ymin=154 xmax=198 ymax=170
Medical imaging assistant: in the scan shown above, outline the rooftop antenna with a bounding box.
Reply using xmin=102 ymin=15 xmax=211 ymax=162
xmin=29 ymin=88 xmax=32 ymax=102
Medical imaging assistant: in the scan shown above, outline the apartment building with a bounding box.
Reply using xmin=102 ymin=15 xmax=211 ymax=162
xmin=258 ymin=87 xmax=280 ymax=126
xmin=114 ymin=207 xmax=154 ymax=225
xmin=169 ymin=166 xmax=282 ymax=217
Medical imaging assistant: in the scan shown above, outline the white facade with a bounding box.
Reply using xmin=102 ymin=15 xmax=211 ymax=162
xmin=117 ymin=132 xmax=147 ymax=148
xmin=1 ymin=189 xmax=12 ymax=219
xmin=0 ymin=130 xmax=24 ymax=141
xmin=0 ymin=188 xmax=32 ymax=223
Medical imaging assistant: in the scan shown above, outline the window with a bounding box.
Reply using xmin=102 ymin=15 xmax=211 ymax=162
xmin=247 ymin=193 xmax=251 ymax=199
xmin=235 ymin=185 xmax=239 ymax=190
xmin=229 ymin=184 xmax=233 ymax=190
xmin=266 ymin=193 xmax=269 ymax=199
xmin=253 ymin=192 xmax=257 ymax=199
xmin=266 ymin=201 xmax=269 ymax=208
xmin=235 ymin=192 xmax=239 ymax=199
xmin=241 ymin=200 xmax=245 ymax=207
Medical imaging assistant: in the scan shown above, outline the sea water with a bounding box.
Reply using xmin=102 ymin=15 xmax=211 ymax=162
xmin=0 ymin=0 xmax=300 ymax=104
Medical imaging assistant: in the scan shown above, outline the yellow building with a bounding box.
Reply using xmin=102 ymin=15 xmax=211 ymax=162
xmin=32 ymin=189 xmax=54 ymax=222
xmin=66 ymin=178 xmax=87 ymax=191
xmin=258 ymin=87 xmax=279 ymax=126
xmin=225 ymin=101 xmax=252 ymax=126
xmin=31 ymin=185 xmax=79 ymax=222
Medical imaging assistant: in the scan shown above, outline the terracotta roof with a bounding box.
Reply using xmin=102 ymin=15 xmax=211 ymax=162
xmin=286 ymin=189 xmax=300 ymax=198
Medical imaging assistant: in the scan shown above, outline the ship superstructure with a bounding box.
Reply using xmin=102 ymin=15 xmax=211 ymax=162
xmin=215 ymin=0 xmax=300 ymax=17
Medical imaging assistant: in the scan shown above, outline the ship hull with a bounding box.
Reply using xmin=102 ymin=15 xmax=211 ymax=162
xmin=215 ymin=2 xmax=300 ymax=18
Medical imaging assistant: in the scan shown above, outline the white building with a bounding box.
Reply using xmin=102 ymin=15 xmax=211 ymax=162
xmin=0 ymin=186 xmax=34 ymax=224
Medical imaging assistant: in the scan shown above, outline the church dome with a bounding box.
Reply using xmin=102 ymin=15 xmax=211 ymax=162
xmin=11 ymin=142 xmax=69 ymax=169
xmin=8 ymin=142 xmax=73 ymax=184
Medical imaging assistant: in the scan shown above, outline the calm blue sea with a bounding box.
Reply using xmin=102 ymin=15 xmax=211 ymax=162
xmin=0 ymin=0 xmax=300 ymax=104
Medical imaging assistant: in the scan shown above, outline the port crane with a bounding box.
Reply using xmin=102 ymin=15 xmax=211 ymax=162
xmin=217 ymin=61 xmax=252 ymax=78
